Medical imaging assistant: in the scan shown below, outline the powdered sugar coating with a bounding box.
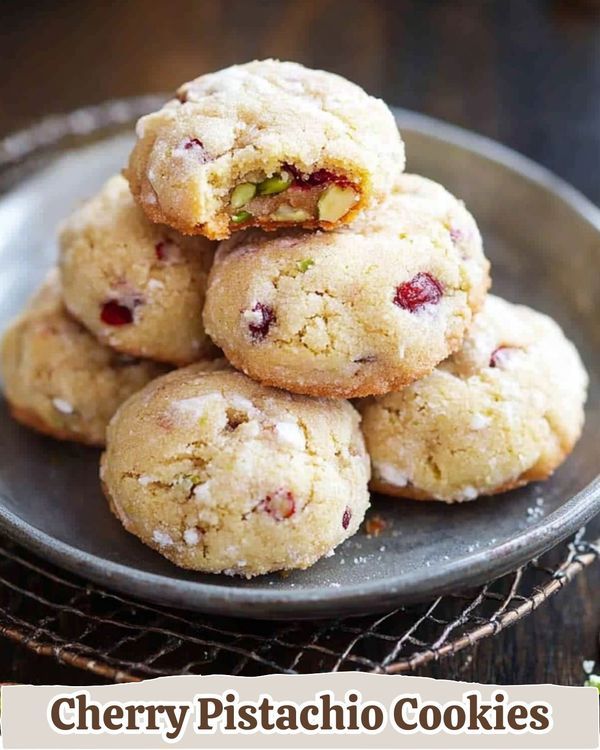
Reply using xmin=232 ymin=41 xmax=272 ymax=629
xmin=0 ymin=272 xmax=167 ymax=446
xmin=359 ymin=296 xmax=588 ymax=502
xmin=274 ymin=421 xmax=306 ymax=450
xmin=203 ymin=174 xmax=490 ymax=397
xmin=126 ymin=60 xmax=405 ymax=239
xmin=101 ymin=365 xmax=370 ymax=576
xmin=59 ymin=175 xmax=216 ymax=365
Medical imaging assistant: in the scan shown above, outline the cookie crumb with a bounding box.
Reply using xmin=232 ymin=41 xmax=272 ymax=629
xmin=365 ymin=514 xmax=387 ymax=537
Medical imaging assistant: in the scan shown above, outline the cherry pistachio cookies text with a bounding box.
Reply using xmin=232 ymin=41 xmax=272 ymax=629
xmin=359 ymin=295 xmax=588 ymax=502
xmin=101 ymin=363 xmax=370 ymax=576
xmin=126 ymin=60 xmax=405 ymax=239
xmin=0 ymin=272 xmax=168 ymax=446
xmin=203 ymin=174 xmax=490 ymax=398
xmin=59 ymin=175 xmax=217 ymax=366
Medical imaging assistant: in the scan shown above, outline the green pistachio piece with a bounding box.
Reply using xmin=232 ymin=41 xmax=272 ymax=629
xmin=271 ymin=204 xmax=310 ymax=222
xmin=257 ymin=170 xmax=292 ymax=196
xmin=296 ymin=258 xmax=315 ymax=273
xmin=317 ymin=184 xmax=358 ymax=223
xmin=231 ymin=210 xmax=253 ymax=224
xmin=230 ymin=182 xmax=257 ymax=209
xmin=174 ymin=475 xmax=193 ymax=490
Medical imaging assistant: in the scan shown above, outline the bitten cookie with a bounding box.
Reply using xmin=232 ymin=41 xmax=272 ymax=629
xmin=359 ymin=295 xmax=588 ymax=502
xmin=0 ymin=271 xmax=168 ymax=446
xmin=101 ymin=365 xmax=371 ymax=576
xmin=203 ymin=174 xmax=490 ymax=398
xmin=126 ymin=59 xmax=405 ymax=239
xmin=59 ymin=175 xmax=216 ymax=365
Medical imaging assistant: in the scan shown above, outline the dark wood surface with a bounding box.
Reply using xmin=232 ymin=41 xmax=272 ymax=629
xmin=0 ymin=0 xmax=598 ymax=686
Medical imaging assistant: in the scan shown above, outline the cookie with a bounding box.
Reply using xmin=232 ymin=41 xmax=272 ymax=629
xmin=101 ymin=364 xmax=370 ymax=576
xmin=203 ymin=174 xmax=490 ymax=398
xmin=359 ymin=295 xmax=588 ymax=502
xmin=59 ymin=175 xmax=216 ymax=365
xmin=1 ymin=271 xmax=168 ymax=446
xmin=126 ymin=59 xmax=405 ymax=239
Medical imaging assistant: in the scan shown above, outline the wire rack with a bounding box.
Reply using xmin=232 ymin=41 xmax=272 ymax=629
xmin=0 ymin=529 xmax=597 ymax=682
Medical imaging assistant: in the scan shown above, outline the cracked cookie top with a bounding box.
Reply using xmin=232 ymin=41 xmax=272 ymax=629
xmin=358 ymin=295 xmax=589 ymax=502
xmin=101 ymin=364 xmax=370 ymax=576
xmin=126 ymin=60 xmax=405 ymax=239
xmin=203 ymin=174 xmax=490 ymax=398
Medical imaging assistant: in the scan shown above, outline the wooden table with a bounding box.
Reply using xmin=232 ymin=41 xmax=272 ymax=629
xmin=0 ymin=0 xmax=598 ymax=686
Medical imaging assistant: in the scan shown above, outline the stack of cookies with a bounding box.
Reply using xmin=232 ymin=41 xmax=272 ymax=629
xmin=1 ymin=61 xmax=588 ymax=578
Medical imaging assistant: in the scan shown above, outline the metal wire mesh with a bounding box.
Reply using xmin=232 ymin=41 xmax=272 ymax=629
xmin=0 ymin=529 xmax=597 ymax=682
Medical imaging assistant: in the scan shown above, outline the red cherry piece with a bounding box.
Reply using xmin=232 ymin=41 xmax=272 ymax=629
xmin=283 ymin=164 xmax=352 ymax=190
xmin=393 ymin=272 xmax=444 ymax=312
xmin=489 ymin=346 xmax=518 ymax=368
xmin=184 ymin=138 xmax=204 ymax=151
xmin=247 ymin=302 xmax=276 ymax=341
xmin=342 ymin=506 xmax=352 ymax=530
xmin=155 ymin=239 xmax=180 ymax=262
xmin=262 ymin=490 xmax=295 ymax=521
xmin=283 ymin=163 xmax=303 ymax=182
xmin=100 ymin=301 xmax=134 ymax=326
xmin=178 ymin=138 xmax=209 ymax=164
xmin=305 ymin=168 xmax=337 ymax=186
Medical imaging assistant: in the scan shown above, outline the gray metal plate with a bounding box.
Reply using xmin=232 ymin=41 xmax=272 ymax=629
xmin=0 ymin=108 xmax=598 ymax=619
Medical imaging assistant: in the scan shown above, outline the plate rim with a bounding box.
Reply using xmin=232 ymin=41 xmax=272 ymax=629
xmin=0 ymin=103 xmax=599 ymax=619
